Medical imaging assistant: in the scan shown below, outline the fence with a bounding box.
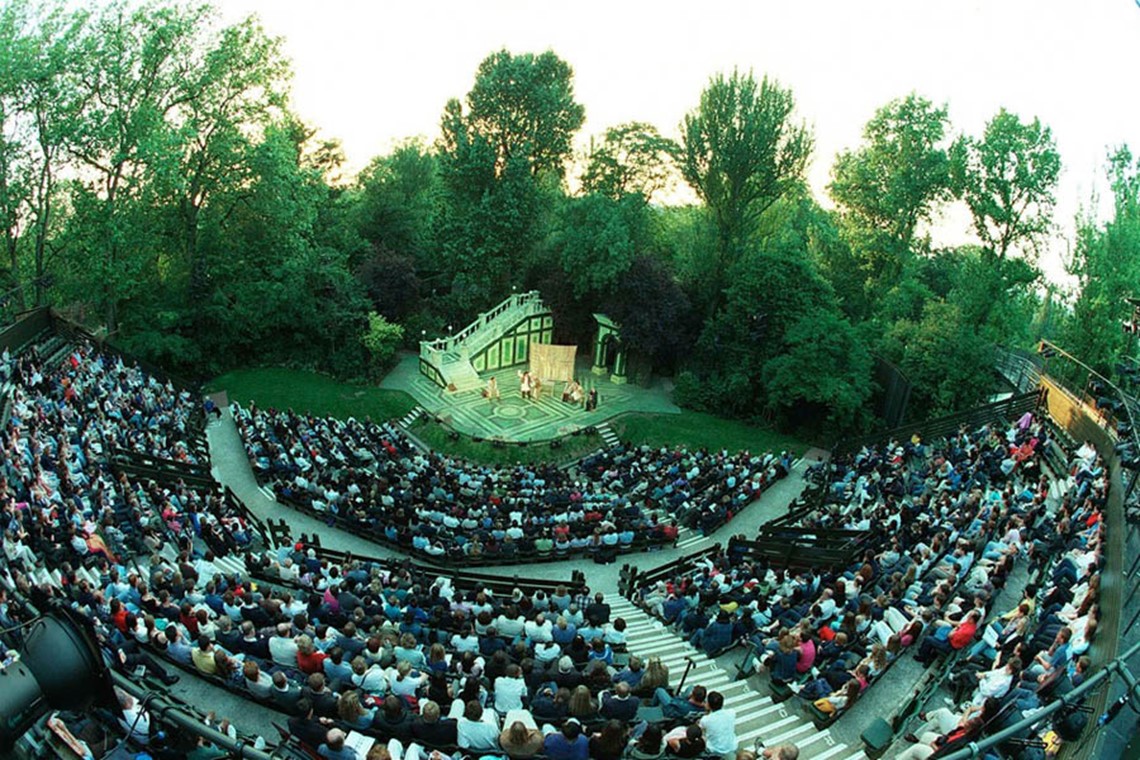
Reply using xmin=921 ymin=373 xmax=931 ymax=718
xmin=833 ymin=390 xmax=1040 ymax=456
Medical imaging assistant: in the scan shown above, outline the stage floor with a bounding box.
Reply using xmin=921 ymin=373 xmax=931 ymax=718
xmin=381 ymin=355 xmax=680 ymax=442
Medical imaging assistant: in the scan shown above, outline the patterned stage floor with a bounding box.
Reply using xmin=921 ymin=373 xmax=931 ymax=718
xmin=381 ymin=355 xmax=680 ymax=442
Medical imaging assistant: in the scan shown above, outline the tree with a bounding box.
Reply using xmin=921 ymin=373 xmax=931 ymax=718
xmin=685 ymin=237 xmax=839 ymax=417
xmin=681 ymin=69 xmax=812 ymax=308
xmin=829 ymin=94 xmax=953 ymax=293
xmin=951 ymin=108 xmax=1061 ymax=261
xmin=167 ymin=13 xmax=289 ymax=306
xmin=1062 ymin=146 xmax=1140 ymax=375
xmin=67 ymin=0 xmax=210 ymax=332
xmin=762 ymin=311 xmax=873 ymax=432
xmin=551 ymin=192 xmax=644 ymax=298
xmin=357 ymin=245 xmax=420 ymax=321
xmin=0 ymin=1 xmax=85 ymax=309
xmin=356 ymin=139 xmax=439 ymax=268
xmin=362 ymin=312 xmax=404 ymax=374
xmin=464 ymin=49 xmax=585 ymax=178
xmin=437 ymin=53 xmax=566 ymax=310
xmin=608 ymin=254 xmax=693 ymax=372
xmin=581 ymin=121 xmax=678 ymax=202
xmin=881 ymin=300 xmax=996 ymax=418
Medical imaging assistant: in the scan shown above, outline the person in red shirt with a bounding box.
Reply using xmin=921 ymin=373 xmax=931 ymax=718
xmin=109 ymin=598 xmax=129 ymax=633
xmin=295 ymin=636 xmax=328 ymax=674
xmin=915 ymin=610 xmax=980 ymax=665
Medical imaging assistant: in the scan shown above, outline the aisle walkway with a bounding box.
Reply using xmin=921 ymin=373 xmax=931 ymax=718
xmin=610 ymin=596 xmax=868 ymax=760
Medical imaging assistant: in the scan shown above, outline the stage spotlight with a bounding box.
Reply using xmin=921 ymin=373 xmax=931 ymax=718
xmin=518 ymin=441 xmax=528 ymax=448
xmin=448 ymin=431 xmax=460 ymax=442
xmin=491 ymin=439 xmax=505 ymax=449
xmin=550 ymin=440 xmax=562 ymax=450
xmin=472 ymin=437 xmax=484 ymax=443
xmin=0 ymin=608 xmax=115 ymax=750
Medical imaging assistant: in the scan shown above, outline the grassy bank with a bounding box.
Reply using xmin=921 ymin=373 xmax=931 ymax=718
xmin=206 ymin=368 xmax=418 ymax=421
xmin=407 ymin=416 xmax=605 ymax=467
xmin=207 ymin=368 xmax=811 ymax=464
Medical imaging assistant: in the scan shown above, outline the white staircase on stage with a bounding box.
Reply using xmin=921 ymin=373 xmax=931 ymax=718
xmin=609 ymin=596 xmax=869 ymax=760
xmin=439 ymin=354 xmax=484 ymax=393
xmin=419 ymin=291 xmax=548 ymax=391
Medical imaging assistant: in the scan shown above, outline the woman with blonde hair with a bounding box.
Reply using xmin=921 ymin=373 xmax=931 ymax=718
xmin=635 ymin=656 xmax=669 ymax=698
xmin=567 ymin=684 xmax=598 ymax=719
xmin=338 ymin=690 xmax=376 ymax=730
xmin=499 ymin=719 xmax=544 ymax=758
xmin=389 ymin=660 xmax=423 ymax=699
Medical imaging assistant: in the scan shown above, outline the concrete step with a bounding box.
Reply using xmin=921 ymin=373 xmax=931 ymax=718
xmin=399 ymin=407 xmax=424 ymax=429
xmin=810 ymin=743 xmax=854 ymax=760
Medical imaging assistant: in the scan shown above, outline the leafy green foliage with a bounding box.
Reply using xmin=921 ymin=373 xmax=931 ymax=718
xmin=357 ymin=245 xmax=420 ymax=321
xmin=464 ymin=49 xmax=585 ymax=178
xmin=951 ymin=108 xmax=1061 ymax=261
xmin=361 ymin=312 xmax=404 ymax=375
xmin=681 ymin=70 xmax=812 ymax=309
xmin=1062 ymin=146 xmax=1140 ymax=375
xmin=830 ymin=94 xmax=952 ymax=292
xmin=762 ymin=312 xmax=873 ymax=431
xmin=551 ymin=192 xmax=642 ymax=298
xmin=355 ymin=139 xmax=439 ymax=268
xmin=581 ymin=121 xmax=679 ymax=202
xmin=609 ymin=255 xmax=694 ymax=372
xmin=881 ymin=300 xmax=997 ymax=417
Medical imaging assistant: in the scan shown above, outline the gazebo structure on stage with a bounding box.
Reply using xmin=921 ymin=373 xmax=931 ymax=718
xmin=591 ymin=313 xmax=628 ymax=384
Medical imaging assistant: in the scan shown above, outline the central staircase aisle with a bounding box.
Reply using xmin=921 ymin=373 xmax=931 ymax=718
xmin=609 ymin=597 xmax=869 ymax=760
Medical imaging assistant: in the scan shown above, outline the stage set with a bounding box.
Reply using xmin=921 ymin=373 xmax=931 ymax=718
xmin=380 ymin=292 xmax=679 ymax=443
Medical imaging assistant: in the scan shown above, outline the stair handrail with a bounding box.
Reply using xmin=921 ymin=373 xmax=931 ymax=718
xmin=419 ymin=291 xmax=544 ymax=363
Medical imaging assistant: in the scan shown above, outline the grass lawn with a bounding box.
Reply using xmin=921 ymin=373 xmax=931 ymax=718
xmin=610 ymin=411 xmax=813 ymax=456
xmin=206 ymin=368 xmax=418 ymax=421
xmin=206 ymin=368 xmax=812 ymax=464
xmin=408 ymin=417 xmax=605 ymax=467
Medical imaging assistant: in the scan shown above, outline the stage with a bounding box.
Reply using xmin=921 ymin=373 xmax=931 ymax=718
xmin=381 ymin=354 xmax=680 ymax=443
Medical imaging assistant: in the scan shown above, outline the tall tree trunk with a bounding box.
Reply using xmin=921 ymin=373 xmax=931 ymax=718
xmin=33 ymin=156 xmax=52 ymax=307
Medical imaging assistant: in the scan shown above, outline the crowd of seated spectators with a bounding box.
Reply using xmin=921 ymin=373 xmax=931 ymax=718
xmin=232 ymin=401 xmax=793 ymax=563
xmin=896 ymin=441 xmax=1106 ymax=758
xmin=0 ymin=339 xmax=263 ymax=755
xmin=634 ymin=413 xmax=1091 ymax=732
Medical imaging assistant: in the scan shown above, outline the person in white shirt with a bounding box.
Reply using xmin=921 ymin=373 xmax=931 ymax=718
xmin=524 ymin=614 xmax=552 ymax=644
xmin=268 ymin=623 xmax=299 ymax=667
xmin=456 ymin=700 xmax=501 ymax=751
xmin=493 ymin=664 xmax=529 ymax=713
xmin=972 ymin=657 xmax=1018 ymax=705
xmin=698 ymin=691 xmax=736 ymax=756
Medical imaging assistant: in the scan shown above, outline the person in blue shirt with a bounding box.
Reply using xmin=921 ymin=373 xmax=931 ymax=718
xmin=543 ymin=719 xmax=589 ymax=760
xmin=691 ymin=611 xmax=734 ymax=654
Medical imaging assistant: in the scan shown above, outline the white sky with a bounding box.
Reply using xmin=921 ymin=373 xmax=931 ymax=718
xmin=215 ymin=0 xmax=1140 ymax=284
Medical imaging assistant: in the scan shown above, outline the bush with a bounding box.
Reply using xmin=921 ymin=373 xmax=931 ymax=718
xmin=361 ymin=312 xmax=404 ymax=376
